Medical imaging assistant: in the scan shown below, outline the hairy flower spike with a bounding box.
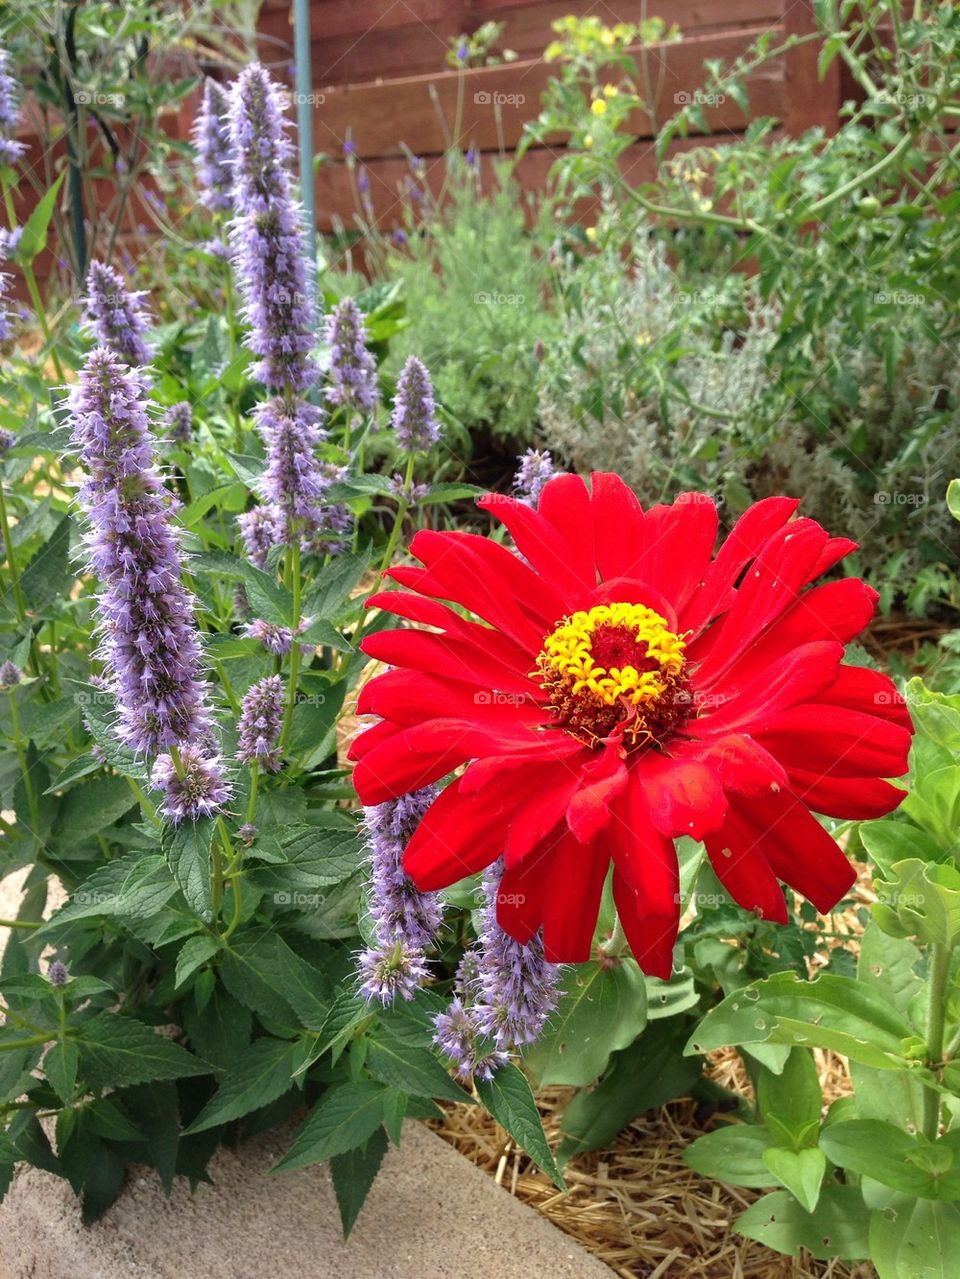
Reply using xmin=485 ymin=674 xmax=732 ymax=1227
xmin=433 ymin=998 xmax=508 ymax=1083
xmin=163 ymin=401 xmax=192 ymax=443
xmin=237 ymin=674 xmax=284 ymax=771
xmin=324 ymin=297 xmax=379 ymax=419
xmin=244 ymin=616 xmax=312 ymax=657
xmin=391 ymin=355 xmax=439 ymax=452
xmin=152 ymin=745 xmax=230 ymax=823
xmin=227 ymin=63 xmax=318 ymax=393
xmin=68 ymin=348 xmax=217 ymax=759
xmin=0 ymin=47 xmax=25 ymax=167
xmin=46 ymin=961 xmax=69 ymax=987
xmin=514 ymin=448 xmax=555 ymax=506
xmin=193 ymin=78 xmax=233 ymax=213
xmin=238 ymin=503 xmax=285 ymax=568
xmin=357 ymin=787 xmax=443 ymax=1004
xmin=83 ymin=260 xmax=152 ymax=366
xmin=0 ymin=659 xmax=21 ymax=687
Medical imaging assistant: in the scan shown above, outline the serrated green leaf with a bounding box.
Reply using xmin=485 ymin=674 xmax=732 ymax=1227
xmin=164 ymin=820 xmax=214 ymax=921
xmin=273 ymin=1081 xmax=388 ymax=1171
xmin=366 ymin=1033 xmax=471 ymax=1103
xmin=476 ymin=1063 xmax=564 ymax=1189
xmin=76 ymin=1014 xmax=211 ymax=1087
xmin=330 ymin=1128 xmax=388 ymax=1238
xmin=44 ymin=1040 xmax=79 ymax=1105
xmin=174 ymin=935 xmax=221 ymax=988
xmin=184 ymin=1037 xmax=299 ymax=1134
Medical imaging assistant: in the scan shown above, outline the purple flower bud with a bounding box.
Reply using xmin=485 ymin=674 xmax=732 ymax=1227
xmin=193 ymin=78 xmax=233 ymax=213
xmin=227 ymin=63 xmax=318 ymax=394
xmin=163 ymin=401 xmax=192 ymax=443
xmin=152 ymin=745 xmax=230 ymax=823
xmin=238 ymin=503 xmax=286 ymax=568
xmin=243 ymin=616 xmax=312 ymax=657
xmin=324 ymin=297 xmax=379 ymax=419
xmin=201 ymin=236 xmax=230 ymax=260
xmin=68 ymin=348 xmax=216 ymax=758
xmin=390 ymin=228 xmax=407 ymax=247
xmin=253 ymin=396 xmax=329 ymax=538
xmin=83 ymin=260 xmax=151 ymax=366
xmin=388 ymin=473 xmax=429 ymax=503
xmin=357 ymin=787 xmax=443 ymax=1004
xmin=0 ymin=426 xmax=14 ymax=453
xmin=237 ymin=674 xmax=284 ymax=771
xmin=0 ymin=266 xmax=12 ymax=343
xmin=0 ymin=47 xmax=26 ymax=167
xmin=238 ymin=822 xmax=257 ymax=845
xmin=514 ymin=448 xmax=555 ymax=507
xmin=433 ymin=997 xmax=508 ymax=1082
xmin=0 ymin=659 xmax=21 ymax=687
xmin=391 ymin=355 xmax=439 ymax=453
xmin=357 ymin=170 xmax=370 ymax=194
xmin=47 ymin=961 xmax=69 ymax=987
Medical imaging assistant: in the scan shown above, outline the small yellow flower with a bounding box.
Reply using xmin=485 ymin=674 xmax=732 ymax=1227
xmin=635 ymin=330 xmax=653 ymax=347
xmin=583 ymin=133 xmax=594 ymax=149
xmin=590 ymin=98 xmax=608 ymax=117
xmin=603 ymin=83 xmax=619 ymax=98
xmin=601 ymin=27 xmax=616 ymax=48
xmin=585 ymin=226 xmax=597 ymax=243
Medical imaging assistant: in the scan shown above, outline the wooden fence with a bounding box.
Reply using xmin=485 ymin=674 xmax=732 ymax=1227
xmin=257 ymin=0 xmax=853 ymax=232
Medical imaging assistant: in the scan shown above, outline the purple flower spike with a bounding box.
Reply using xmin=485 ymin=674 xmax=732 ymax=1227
xmin=324 ymin=297 xmax=379 ymax=420
xmin=254 ymin=397 xmax=329 ymax=531
xmin=0 ymin=47 xmax=25 ymax=167
xmin=194 ymin=78 xmax=233 ymax=213
xmin=0 ymin=264 xmax=13 ymax=343
xmin=227 ymin=63 xmax=318 ymax=394
xmin=0 ymin=425 xmax=14 ymax=453
xmin=391 ymin=355 xmax=439 ymax=453
xmin=47 ymin=961 xmax=69 ymax=987
xmin=237 ymin=674 xmax=284 ymax=771
xmin=472 ymin=860 xmax=560 ymax=1050
xmin=68 ymin=348 xmax=216 ymax=758
xmin=163 ymin=401 xmax=192 ymax=443
xmin=152 ymin=745 xmax=230 ymax=823
xmin=83 ymin=260 xmax=151 ymax=366
xmin=433 ymin=998 xmax=508 ymax=1083
xmin=244 ymin=616 xmax=312 ymax=657
xmin=0 ymin=659 xmax=21 ymax=687
xmin=514 ymin=448 xmax=555 ymax=507
xmin=357 ymin=787 xmax=443 ymax=1004
xmin=238 ymin=503 xmax=285 ymax=568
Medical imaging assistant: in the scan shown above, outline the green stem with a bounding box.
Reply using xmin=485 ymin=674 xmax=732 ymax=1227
xmin=0 ymin=918 xmax=40 ymax=930
xmin=0 ymin=1031 xmax=58 ymax=1053
xmin=808 ymin=130 xmax=916 ymax=218
xmin=922 ymin=942 xmax=951 ymax=1141
xmin=126 ymin=776 xmax=162 ymax=830
xmin=245 ymin=763 xmax=259 ymax=826
xmin=601 ymin=914 xmax=629 ymax=958
xmin=0 ymin=480 xmax=27 ymax=624
xmin=279 ymin=540 xmax=302 ymax=752
xmin=7 ymin=686 xmax=40 ymax=837
xmin=378 ymin=454 xmax=416 ymax=577
xmin=21 ymin=261 xmax=65 ymax=383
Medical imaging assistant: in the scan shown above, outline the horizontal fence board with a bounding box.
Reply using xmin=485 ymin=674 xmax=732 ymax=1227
xmin=311 ymin=28 xmax=784 ymax=161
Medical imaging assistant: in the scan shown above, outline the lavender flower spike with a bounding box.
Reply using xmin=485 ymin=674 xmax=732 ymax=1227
xmin=514 ymin=448 xmax=555 ymax=507
xmin=433 ymin=997 xmax=508 ymax=1083
xmin=472 ymin=859 xmax=560 ymax=1050
xmin=163 ymin=401 xmax=192 ymax=443
xmin=84 ymin=260 xmax=151 ymax=366
xmin=357 ymin=787 xmax=443 ymax=1004
xmin=227 ymin=62 xmax=318 ymax=394
xmin=391 ymin=355 xmax=439 ymax=453
xmin=0 ymin=47 xmax=25 ymax=167
xmin=324 ymin=297 xmax=380 ymax=420
xmin=68 ymin=348 xmax=225 ymax=823
xmin=152 ymin=745 xmax=231 ymax=823
xmin=237 ymin=674 xmax=284 ymax=771
xmin=193 ymin=78 xmax=233 ymax=213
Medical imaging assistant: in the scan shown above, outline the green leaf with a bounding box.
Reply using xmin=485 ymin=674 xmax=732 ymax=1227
xmin=76 ymin=1014 xmax=211 ymax=1087
xmin=870 ymin=1194 xmax=960 ymax=1278
xmin=735 ymin=1185 xmax=871 ymax=1261
xmin=44 ymin=1040 xmax=79 ymax=1105
xmin=686 ymin=972 xmax=915 ymax=1071
xmin=39 ymin=854 xmax=178 ymax=933
xmin=947 ymin=479 xmax=960 ymax=523
xmin=366 ymin=1033 xmax=471 ymax=1103
xmin=418 ymin=482 xmax=483 ymax=505
xmin=684 ymin=1124 xmax=779 ymax=1188
xmin=301 ymin=550 xmax=370 ymax=620
xmin=174 ymin=935 xmax=221 ymax=989
xmin=184 ymin=1037 xmax=299 ymax=1134
xmin=762 ymin=1147 xmax=827 ymax=1213
xmin=193 ymin=552 xmax=291 ymax=625
xmin=820 ymin=1121 xmax=960 ymax=1200
xmin=52 ymin=775 xmax=135 ymax=843
xmin=873 ymin=858 xmax=960 ymax=949
xmin=524 ymin=958 xmax=648 ymax=1087
xmin=20 ymin=513 xmax=72 ymax=618
xmin=164 ymin=820 xmax=215 ymax=921
xmin=252 ymin=825 xmax=360 ymax=895
xmin=19 ymin=172 xmax=66 ymax=263
xmin=273 ymin=1082 xmax=388 ymax=1171
xmin=757 ymin=1049 xmax=823 ymax=1145
xmin=330 ymin=1128 xmax=389 ymax=1239
xmin=475 ymin=1064 xmax=565 ymax=1190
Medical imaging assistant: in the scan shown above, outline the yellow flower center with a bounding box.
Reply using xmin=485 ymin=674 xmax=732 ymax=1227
xmin=536 ymin=603 xmax=688 ymax=749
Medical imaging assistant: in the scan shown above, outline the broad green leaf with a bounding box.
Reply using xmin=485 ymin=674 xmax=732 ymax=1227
xmin=524 ymin=958 xmax=648 ymax=1087
xmin=684 ymin=1124 xmax=779 ymax=1188
xmin=184 ymin=1037 xmax=299 ymax=1133
xmin=762 ymin=1147 xmax=827 ymax=1212
xmin=273 ymin=1082 xmax=388 ymax=1171
xmin=820 ymin=1121 xmax=960 ymax=1200
xmin=330 ymin=1128 xmax=388 ymax=1238
xmin=76 ymin=1013 xmax=211 ymax=1087
xmin=20 ymin=513 xmax=72 ymax=618
xmin=870 ymin=1193 xmax=960 ymax=1278
xmin=476 ymin=1064 xmax=564 ymax=1189
xmin=44 ymin=1040 xmax=79 ymax=1106
xmin=366 ymin=1033 xmax=471 ymax=1103
xmin=52 ymin=775 xmax=135 ymax=844
xmin=736 ymin=1185 xmax=871 ymax=1260
xmin=193 ymin=551 xmax=291 ymax=625
xmin=301 ymin=550 xmax=371 ymax=620
xmin=686 ymin=972 xmax=915 ymax=1071
xmin=873 ymin=858 xmax=960 ymax=949
xmin=174 ymin=935 xmax=221 ymax=989
xmin=39 ymin=854 xmax=178 ymax=933
xmin=757 ymin=1049 xmax=823 ymax=1145
xmin=164 ymin=820 xmax=215 ymax=921
xmin=251 ymin=825 xmax=360 ymax=895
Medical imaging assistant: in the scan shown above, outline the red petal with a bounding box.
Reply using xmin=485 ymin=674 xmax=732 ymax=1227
xmin=360 ymin=629 xmax=536 ymax=699
xmin=496 ymin=852 xmax=549 ymax=943
xmin=477 ymin=492 xmax=591 ymax=601
xmin=703 ymin=812 xmax=789 ymax=924
xmin=680 ymin=496 xmax=800 ymax=636
xmin=591 ymin=472 xmax=646 ymax=580
xmin=634 ymin=750 xmax=728 ymax=840
xmin=538 ymin=474 xmax=597 ymax=589
xmin=785 ymin=769 xmax=907 ymax=820
xmin=566 ymin=746 xmax=629 ymax=841
xmin=357 ymin=668 xmax=549 ymax=730
xmin=690 ymin=733 xmax=788 ymax=796
xmin=640 ymin=495 xmax=718 ymax=613
xmin=754 ymin=704 xmax=912 ymax=779
xmin=608 ymin=782 xmax=681 ymax=979
xmin=816 ymin=665 xmax=913 ymax=731
xmin=347 ymin=717 xmax=399 ymax=762
xmin=403 ymin=775 xmax=519 ymax=890
xmin=541 ymin=828 xmax=609 ymax=963
xmin=690 ymin=640 xmax=844 ymax=734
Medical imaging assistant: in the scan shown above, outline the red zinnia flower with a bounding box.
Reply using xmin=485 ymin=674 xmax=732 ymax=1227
xmin=350 ymin=474 xmax=912 ymax=978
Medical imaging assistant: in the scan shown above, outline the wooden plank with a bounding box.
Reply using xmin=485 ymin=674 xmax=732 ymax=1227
xmin=259 ymin=0 xmax=455 ymax=46
xmin=313 ymin=131 xmax=763 ymax=232
xmin=309 ymin=22 xmax=464 ymax=88
xmin=783 ymin=0 xmax=841 ymax=134
xmin=311 ymin=28 xmax=784 ymax=160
